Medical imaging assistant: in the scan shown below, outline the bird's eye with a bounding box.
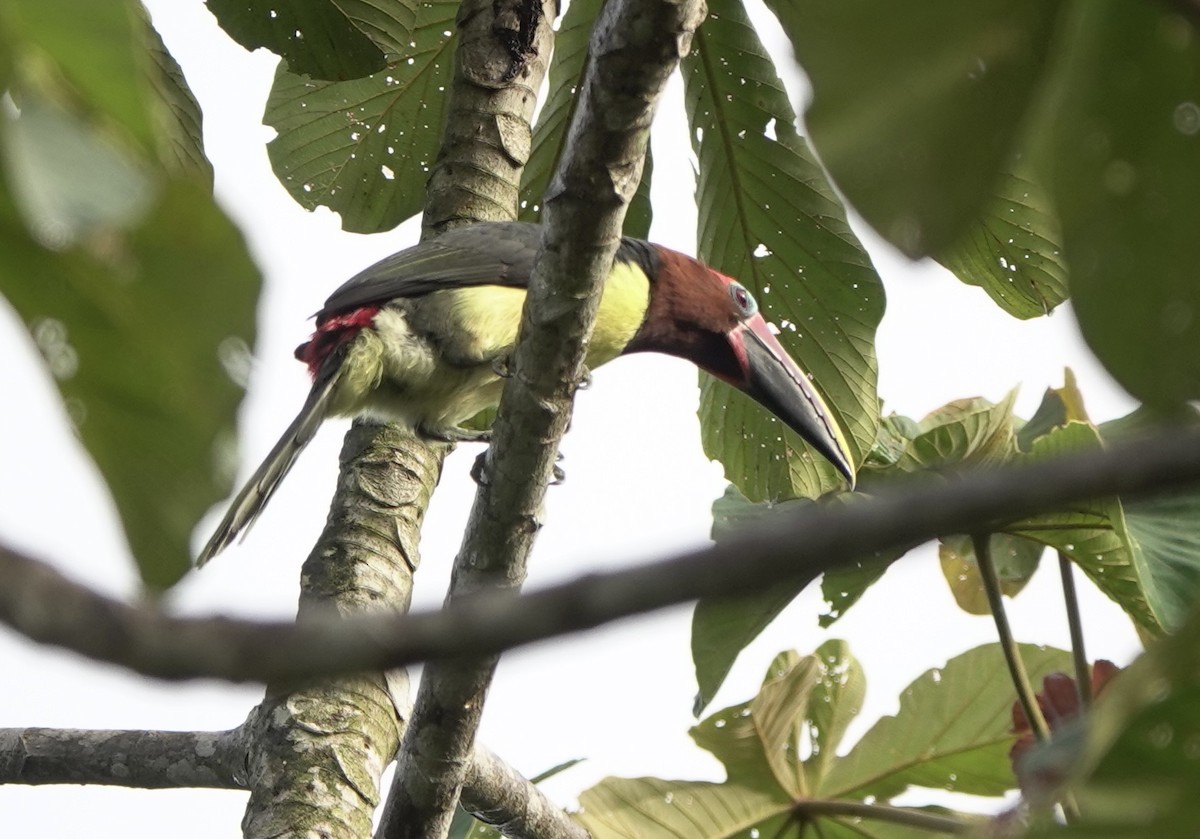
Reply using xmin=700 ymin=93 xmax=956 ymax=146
xmin=730 ymin=283 xmax=757 ymax=317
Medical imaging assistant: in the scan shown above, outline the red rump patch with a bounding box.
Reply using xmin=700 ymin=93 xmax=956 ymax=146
xmin=294 ymin=305 xmax=381 ymax=377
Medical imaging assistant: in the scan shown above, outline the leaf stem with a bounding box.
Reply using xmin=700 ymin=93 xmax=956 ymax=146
xmin=972 ymin=532 xmax=1051 ymax=741
xmin=1058 ymin=552 xmax=1092 ymax=708
xmin=794 ymin=799 xmax=970 ymax=834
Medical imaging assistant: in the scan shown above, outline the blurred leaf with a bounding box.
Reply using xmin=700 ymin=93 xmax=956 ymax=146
xmin=936 ymin=163 xmax=1067 ymax=319
xmin=264 ymin=0 xmax=455 ymax=232
xmin=1027 ymin=610 xmax=1200 ymax=836
xmin=0 ymin=179 xmax=260 ymax=587
xmin=1 ymin=96 xmax=156 ymax=245
xmin=1121 ymin=494 xmax=1200 ymax=634
xmin=897 ymin=390 xmax=1018 ymax=471
xmin=204 ymin=0 xmax=389 ymax=81
xmin=519 ymin=0 xmax=652 ymax=238
xmin=775 ymin=0 xmax=1062 ymax=256
xmin=684 ymin=0 xmax=883 ymax=503
xmin=824 ymin=644 xmax=1072 ymax=799
xmin=3 ymin=0 xmax=157 ymax=147
xmin=939 ymin=533 xmax=1044 ymax=615
xmin=144 ymin=23 xmax=211 ymax=182
xmin=1048 ymin=3 xmax=1200 ymax=407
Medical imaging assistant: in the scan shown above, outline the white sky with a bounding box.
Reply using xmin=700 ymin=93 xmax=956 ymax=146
xmin=0 ymin=2 xmax=1144 ymax=836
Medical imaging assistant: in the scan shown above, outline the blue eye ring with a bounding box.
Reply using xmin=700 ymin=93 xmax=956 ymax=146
xmin=730 ymin=283 xmax=757 ymax=317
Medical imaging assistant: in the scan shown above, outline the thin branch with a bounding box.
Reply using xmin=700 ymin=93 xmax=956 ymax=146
xmin=0 ymin=727 xmax=246 ymax=788
xmin=2 ymin=430 xmax=1200 ymax=683
xmin=973 ymin=532 xmax=1050 ymax=742
xmin=795 ymin=799 xmax=971 ymax=834
xmin=379 ymin=0 xmax=706 ymax=836
xmin=461 ymin=747 xmax=590 ymax=839
xmin=1058 ymin=552 xmax=1092 ymax=708
xmin=0 ymin=725 xmax=580 ymax=838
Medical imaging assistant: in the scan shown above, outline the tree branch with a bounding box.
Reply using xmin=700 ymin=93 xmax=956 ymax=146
xmin=240 ymin=424 xmax=448 ymax=839
xmin=2 ymin=429 xmax=1199 ymax=683
xmin=380 ymin=0 xmax=705 ymax=835
xmin=0 ymin=726 xmax=247 ymax=788
xmin=0 ymin=726 xmax=585 ymax=839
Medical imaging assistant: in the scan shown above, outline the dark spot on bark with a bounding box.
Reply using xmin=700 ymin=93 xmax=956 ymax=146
xmin=492 ymin=0 xmax=543 ymax=81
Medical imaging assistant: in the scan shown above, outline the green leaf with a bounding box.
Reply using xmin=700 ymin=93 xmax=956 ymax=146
xmin=684 ymin=0 xmax=883 ymax=503
xmin=898 ymin=390 xmax=1018 ymax=471
xmin=935 ymin=163 xmax=1067 ymax=319
xmin=0 ymin=179 xmax=260 ymax=588
xmin=204 ymin=0 xmax=389 ymax=81
xmin=1005 ymin=422 xmax=1163 ymax=634
xmin=818 ymin=555 xmax=893 ymax=628
xmin=1045 ymin=3 xmax=1200 ymax=408
xmin=773 ymin=0 xmax=1062 ymax=256
xmin=144 ymin=24 xmax=211 ymax=182
xmin=691 ymin=651 xmax=818 ymax=794
xmin=518 ymin=0 xmax=652 ymax=239
xmin=939 ymin=533 xmax=1044 ymax=615
xmin=693 ymin=487 xmax=815 ymax=714
xmin=582 ymin=646 xmax=969 ymax=837
xmin=694 ymin=488 xmax=911 ymax=710
xmin=577 ymin=777 xmax=791 ymax=839
xmin=824 ymin=644 xmax=1072 ymax=799
xmin=1121 ymin=494 xmax=1200 ymax=634
xmin=803 ymin=640 xmax=867 ymax=792
xmin=3 ymin=0 xmax=157 ymax=147
xmin=264 ymin=0 xmax=456 ymax=232
xmin=1016 ymin=369 xmax=1089 ymax=451
xmin=1 ymin=96 xmax=156 ymax=245
xmin=330 ymin=0 xmax=418 ymax=56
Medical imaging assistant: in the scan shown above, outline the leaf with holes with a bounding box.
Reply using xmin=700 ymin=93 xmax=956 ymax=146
xmin=773 ymin=0 xmax=1062 ymax=257
xmin=265 ymin=0 xmax=456 ymax=233
xmin=936 ymin=164 xmax=1067 ymax=319
xmin=205 ymin=0 xmax=393 ymax=81
xmin=684 ymin=0 xmax=883 ymax=504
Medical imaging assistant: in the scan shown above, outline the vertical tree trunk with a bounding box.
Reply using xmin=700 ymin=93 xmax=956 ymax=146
xmin=240 ymin=1 xmax=556 ymax=836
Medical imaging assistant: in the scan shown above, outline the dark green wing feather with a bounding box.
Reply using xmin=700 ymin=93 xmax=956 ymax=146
xmin=321 ymin=221 xmax=541 ymax=315
xmin=320 ymin=221 xmax=658 ymax=316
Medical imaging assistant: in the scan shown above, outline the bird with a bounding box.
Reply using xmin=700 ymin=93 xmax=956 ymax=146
xmin=197 ymin=221 xmax=855 ymax=565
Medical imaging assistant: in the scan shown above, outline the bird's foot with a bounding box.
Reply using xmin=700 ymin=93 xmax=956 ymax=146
xmin=551 ymin=461 xmax=565 ymax=485
xmin=491 ymin=354 xmax=513 ymax=379
xmin=420 ymin=424 xmax=493 ymax=444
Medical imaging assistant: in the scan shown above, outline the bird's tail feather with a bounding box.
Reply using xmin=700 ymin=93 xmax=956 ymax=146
xmin=196 ymin=363 xmax=344 ymax=566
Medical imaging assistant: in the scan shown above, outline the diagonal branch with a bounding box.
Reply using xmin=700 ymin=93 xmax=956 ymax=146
xmin=378 ymin=0 xmax=707 ymax=836
xmin=2 ymin=429 xmax=1199 ymax=683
